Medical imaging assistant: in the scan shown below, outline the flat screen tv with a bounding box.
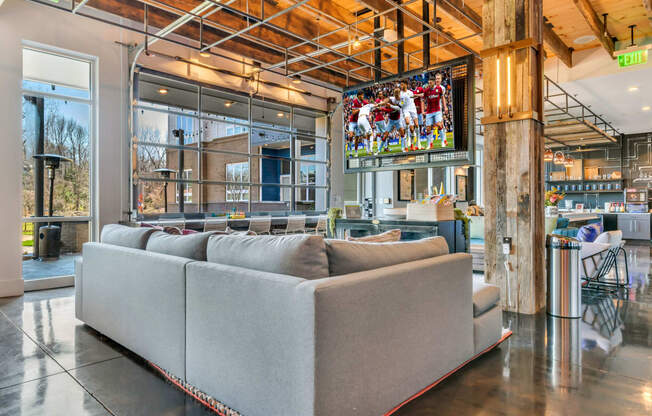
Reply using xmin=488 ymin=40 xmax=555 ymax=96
xmin=343 ymin=56 xmax=474 ymax=173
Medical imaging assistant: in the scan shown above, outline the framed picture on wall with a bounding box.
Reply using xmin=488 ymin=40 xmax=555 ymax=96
xmin=398 ymin=170 xmax=414 ymax=201
xmin=456 ymin=175 xmax=467 ymax=201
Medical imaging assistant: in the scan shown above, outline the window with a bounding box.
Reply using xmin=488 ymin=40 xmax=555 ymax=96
xmin=176 ymin=169 xmax=193 ymax=203
xmin=132 ymin=71 xmax=329 ymax=218
xmin=226 ymin=162 xmax=249 ymax=202
xmin=21 ymin=46 xmax=94 ymax=283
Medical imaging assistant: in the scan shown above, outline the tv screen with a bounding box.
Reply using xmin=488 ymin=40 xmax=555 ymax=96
xmin=344 ymin=66 xmax=454 ymax=157
xmin=343 ymin=56 xmax=474 ymax=172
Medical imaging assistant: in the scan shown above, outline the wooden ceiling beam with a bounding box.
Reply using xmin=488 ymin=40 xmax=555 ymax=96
xmin=85 ymin=0 xmax=359 ymax=86
xmin=437 ymin=0 xmax=572 ymax=67
xmin=571 ymin=0 xmax=615 ymax=56
xmin=355 ymin=0 xmax=476 ymax=60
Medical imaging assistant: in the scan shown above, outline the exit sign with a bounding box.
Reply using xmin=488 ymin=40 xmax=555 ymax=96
xmin=618 ymin=49 xmax=648 ymax=68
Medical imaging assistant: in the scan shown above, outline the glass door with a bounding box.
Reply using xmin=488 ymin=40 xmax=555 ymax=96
xmin=21 ymin=46 xmax=94 ymax=288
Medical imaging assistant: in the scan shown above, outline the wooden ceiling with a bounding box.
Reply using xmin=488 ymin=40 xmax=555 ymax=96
xmin=39 ymin=0 xmax=652 ymax=88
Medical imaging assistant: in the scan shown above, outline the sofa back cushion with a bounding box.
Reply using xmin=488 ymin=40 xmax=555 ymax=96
xmin=101 ymin=224 xmax=156 ymax=249
xmin=146 ymin=231 xmax=216 ymax=261
xmin=206 ymin=234 xmax=329 ymax=279
xmin=325 ymin=236 xmax=449 ymax=276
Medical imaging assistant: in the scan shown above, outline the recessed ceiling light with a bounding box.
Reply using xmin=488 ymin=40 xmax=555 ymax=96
xmin=574 ymin=35 xmax=597 ymax=45
xmin=643 ymin=106 xmax=651 ymax=111
xmin=291 ymin=75 xmax=301 ymax=84
xmin=158 ymin=88 xmax=168 ymax=95
xmin=277 ymin=112 xmax=285 ymax=118
xmin=224 ymin=101 xmax=233 ymax=107
xmin=199 ymin=51 xmax=211 ymax=58
xmin=628 ymin=86 xmax=639 ymax=92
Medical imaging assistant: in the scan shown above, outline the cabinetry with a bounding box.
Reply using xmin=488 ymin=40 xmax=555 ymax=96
xmin=617 ymin=214 xmax=651 ymax=240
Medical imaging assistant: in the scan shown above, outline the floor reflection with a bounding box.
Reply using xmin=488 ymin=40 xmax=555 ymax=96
xmin=1 ymin=243 xmax=651 ymax=416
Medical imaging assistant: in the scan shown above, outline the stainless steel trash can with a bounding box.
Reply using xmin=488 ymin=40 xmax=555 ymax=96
xmin=546 ymin=234 xmax=581 ymax=318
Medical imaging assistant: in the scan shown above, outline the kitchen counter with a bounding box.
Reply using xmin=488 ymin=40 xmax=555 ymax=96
xmin=601 ymin=212 xmax=651 ymax=240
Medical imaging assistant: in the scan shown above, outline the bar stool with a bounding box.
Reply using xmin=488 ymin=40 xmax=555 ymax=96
xmin=248 ymin=215 xmax=272 ymax=235
xmin=306 ymin=215 xmax=328 ymax=236
xmin=274 ymin=215 xmax=306 ymax=234
xmin=204 ymin=218 xmax=228 ymax=232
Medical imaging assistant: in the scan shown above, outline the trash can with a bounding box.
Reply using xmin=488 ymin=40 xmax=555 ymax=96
xmin=546 ymin=234 xmax=581 ymax=318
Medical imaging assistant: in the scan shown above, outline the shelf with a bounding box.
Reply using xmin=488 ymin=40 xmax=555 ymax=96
xmin=557 ymin=190 xmax=623 ymax=194
xmin=546 ymin=179 xmax=623 ymax=183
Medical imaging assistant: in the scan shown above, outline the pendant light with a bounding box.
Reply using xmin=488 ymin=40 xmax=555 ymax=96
xmin=544 ymin=148 xmax=553 ymax=162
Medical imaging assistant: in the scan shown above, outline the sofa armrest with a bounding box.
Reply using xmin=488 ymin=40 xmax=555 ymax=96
xmin=303 ymin=253 xmax=474 ymax=416
xmin=81 ymin=242 xmax=192 ymax=378
xmin=185 ymin=262 xmax=314 ymax=416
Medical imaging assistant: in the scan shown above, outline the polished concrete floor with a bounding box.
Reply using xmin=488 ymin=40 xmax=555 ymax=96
xmin=1 ymin=245 xmax=651 ymax=416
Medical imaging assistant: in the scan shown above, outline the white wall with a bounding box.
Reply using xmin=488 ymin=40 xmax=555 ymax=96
xmin=0 ymin=0 xmax=131 ymax=297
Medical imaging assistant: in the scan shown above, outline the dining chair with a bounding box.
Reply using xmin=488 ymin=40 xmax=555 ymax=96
xmin=204 ymin=218 xmax=228 ymax=232
xmin=248 ymin=215 xmax=272 ymax=235
xmin=274 ymin=215 xmax=306 ymax=234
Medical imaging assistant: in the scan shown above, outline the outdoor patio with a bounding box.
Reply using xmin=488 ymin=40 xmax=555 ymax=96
xmin=22 ymin=254 xmax=79 ymax=281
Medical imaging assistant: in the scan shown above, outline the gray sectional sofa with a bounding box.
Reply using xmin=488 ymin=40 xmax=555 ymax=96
xmin=75 ymin=224 xmax=504 ymax=416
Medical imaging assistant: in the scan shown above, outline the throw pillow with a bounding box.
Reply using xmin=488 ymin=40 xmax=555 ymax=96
xmin=325 ymin=236 xmax=450 ymax=276
xmin=146 ymin=231 xmax=217 ymax=261
xmin=347 ymin=229 xmax=401 ymax=242
xmin=577 ymin=223 xmax=603 ymax=243
xmin=101 ymin=224 xmax=156 ymax=250
xmin=206 ymin=234 xmax=329 ymax=279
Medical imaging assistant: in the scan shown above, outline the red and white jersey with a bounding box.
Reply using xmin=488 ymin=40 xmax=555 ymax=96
xmin=374 ymin=98 xmax=387 ymax=122
xmin=413 ymin=86 xmax=425 ymax=114
xmin=424 ymin=85 xmax=445 ymax=114
xmin=349 ymin=98 xmax=365 ymax=122
xmin=387 ymin=97 xmax=402 ymax=121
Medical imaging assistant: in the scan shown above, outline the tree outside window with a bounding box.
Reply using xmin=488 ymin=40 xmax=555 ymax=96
xmin=226 ymin=162 xmax=249 ymax=202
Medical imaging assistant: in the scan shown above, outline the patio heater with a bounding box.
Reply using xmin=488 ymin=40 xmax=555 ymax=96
xmin=153 ymin=168 xmax=176 ymax=213
xmin=32 ymin=153 xmax=72 ymax=260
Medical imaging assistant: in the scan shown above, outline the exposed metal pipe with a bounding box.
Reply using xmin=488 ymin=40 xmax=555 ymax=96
xmin=290 ymin=27 xmax=437 ymax=76
xmin=72 ymin=0 xmax=91 ymax=14
xmin=381 ymin=0 xmax=480 ymax=58
xmin=202 ymin=0 xmax=310 ymax=50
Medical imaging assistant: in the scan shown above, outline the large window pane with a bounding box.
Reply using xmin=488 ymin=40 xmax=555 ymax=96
xmin=137 ymin=73 xmax=199 ymax=115
xmin=293 ymin=108 xmax=328 ymax=138
xmin=252 ymin=100 xmax=291 ymax=130
xmin=201 ymin=88 xmax=249 ymax=123
xmin=295 ymin=188 xmax=327 ymax=212
xmin=22 ymin=96 xmax=90 ymax=217
xmin=135 ymin=108 xmax=200 ymax=146
xmin=295 ymin=135 xmax=328 ymax=162
xmin=250 ymin=185 xmax=291 ymax=213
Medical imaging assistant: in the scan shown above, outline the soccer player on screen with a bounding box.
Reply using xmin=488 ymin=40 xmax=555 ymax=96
xmin=399 ymin=82 xmax=423 ymax=151
xmin=373 ymin=91 xmax=390 ymax=154
xmin=348 ymin=91 xmax=366 ymax=156
xmin=356 ymin=102 xmax=376 ymax=155
xmin=411 ymin=79 xmax=426 ymax=143
xmin=424 ymin=73 xmax=448 ymax=148
xmin=387 ymin=89 xmax=406 ymax=151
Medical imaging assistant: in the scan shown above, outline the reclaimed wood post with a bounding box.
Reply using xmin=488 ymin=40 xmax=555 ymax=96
xmin=481 ymin=0 xmax=546 ymax=314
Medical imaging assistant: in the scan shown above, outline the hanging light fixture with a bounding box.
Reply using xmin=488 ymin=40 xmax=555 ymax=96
xmin=544 ymin=148 xmax=553 ymax=162
xmin=553 ymin=151 xmax=566 ymax=165
xmin=563 ymin=154 xmax=575 ymax=167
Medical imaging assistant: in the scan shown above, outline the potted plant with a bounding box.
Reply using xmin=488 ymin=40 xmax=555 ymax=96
xmin=545 ymin=187 xmax=565 ymax=216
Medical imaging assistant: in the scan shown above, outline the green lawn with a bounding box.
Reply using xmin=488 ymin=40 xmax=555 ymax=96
xmin=346 ymin=132 xmax=454 ymax=158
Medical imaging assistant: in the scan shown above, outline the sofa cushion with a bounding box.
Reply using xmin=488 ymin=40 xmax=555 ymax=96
xmin=472 ymin=281 xmax=500 ymax=317
xmin=146 ymin=231 xmax=215 ymax=261
xmin=101 ymin=224 xmax=156 ymax=249
xmin=206 ymin=234 xmax=329 ymax=279
xmin=325 ymin=236 xmax=449 ymax=276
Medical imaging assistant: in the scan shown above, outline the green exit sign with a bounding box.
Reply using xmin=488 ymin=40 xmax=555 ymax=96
xmin=618 ymin=50 xmax=648 ymax=68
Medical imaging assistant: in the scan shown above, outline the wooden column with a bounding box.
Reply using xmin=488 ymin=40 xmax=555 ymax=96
xmin=481 ymin=0 xmax=545 ymax=314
